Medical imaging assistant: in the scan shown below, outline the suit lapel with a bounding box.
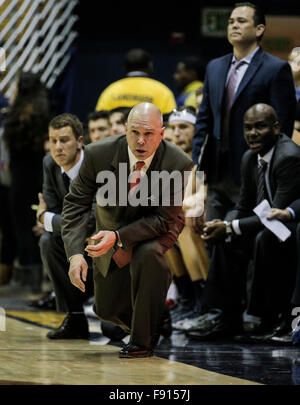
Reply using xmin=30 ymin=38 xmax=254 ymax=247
xmin=110 ymin=137 xmax=130 ymax=204
xmin=232 ymin=48 xmax=264 ymax=106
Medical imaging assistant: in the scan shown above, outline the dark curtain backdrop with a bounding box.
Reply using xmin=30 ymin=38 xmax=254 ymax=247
xmin=51 ymin=0 xmax=300 ymax=123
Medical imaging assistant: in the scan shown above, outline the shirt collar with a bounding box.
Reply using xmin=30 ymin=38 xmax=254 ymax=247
xmin=127 ymin=146 xmax=155 ymax=173
xmin=61 ymin=149 xmax=84 ymax=180
xmin=231 ymin=46 xmax=260 ymax=66
xmin=258 ymin=146 xmax=275 ymax=164
xmin=126 ymin=71 xmax=149 ymax=78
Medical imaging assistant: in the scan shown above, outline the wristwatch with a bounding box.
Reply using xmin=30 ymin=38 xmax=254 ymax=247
xmin=223 ymin=221 xmax=232 ymax=235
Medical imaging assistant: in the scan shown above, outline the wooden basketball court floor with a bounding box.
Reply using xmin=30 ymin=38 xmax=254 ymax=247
xmin=1 ymin=286 xmax=300 ymax=386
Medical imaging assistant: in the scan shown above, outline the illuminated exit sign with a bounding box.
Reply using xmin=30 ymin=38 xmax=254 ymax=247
xmin=201 ymin=8 xmax=231 ymax=37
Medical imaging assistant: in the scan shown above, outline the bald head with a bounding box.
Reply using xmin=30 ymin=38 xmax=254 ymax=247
xmin=243 ymin=103 xmax=280 ymax=155
xmin=127 ymin=103 xmax=163 ymax=129
xmin=126 ymin=103 xmax=165 ymax=160
xmin=244 ymin=103 xmax=277 ymax=124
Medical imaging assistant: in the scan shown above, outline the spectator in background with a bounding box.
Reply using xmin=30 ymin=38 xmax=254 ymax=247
xmin=95 ymin=48 xmax=176 ymax=117
xmin=292 ymin=101 xmax=300 ymax=146
xmin=165 ymin=107 xmax=209 ymax=330
xmin=87 ymin=110 xmax=111 ymax=143
xmin=195 ymin=86 xmax=203 ymax=113
xmin=108 ymin=107 xmax=130 ymax=136
xmin=3 ymin=71 xmax=50 ymax=293
xmin=0 ymin=92 xmax=17 ymax=286
xmin=296 ymin=101 xmax=300 ymax=132
xmin=163 ymin=124 xmax=175 ymax=143
xmin=174 ymin=56 xmax=204 ymax=109
xmin=288 ymin=48 xmax=300 ymax=102
xmin=169 ymin=106 xmax=197 ymax=154
xmin=192 ymin=2 xmax=296 ymax=223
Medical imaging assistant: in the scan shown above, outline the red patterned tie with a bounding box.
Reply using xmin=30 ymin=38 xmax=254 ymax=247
xmin=129 ymin=161 xmax=145 ymax=194
xmin=112 ymin=161 xmax=145 ymax=269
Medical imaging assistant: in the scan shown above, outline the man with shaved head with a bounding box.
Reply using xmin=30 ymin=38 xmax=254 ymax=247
xmin=187 ymin=103 xmax=300 ymax=343
xmin=61 ymin=103 xmax=193 ymax=358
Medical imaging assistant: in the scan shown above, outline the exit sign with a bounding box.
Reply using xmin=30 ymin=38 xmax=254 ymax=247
xmin=202 ymin=8 xmax=231 ymax=37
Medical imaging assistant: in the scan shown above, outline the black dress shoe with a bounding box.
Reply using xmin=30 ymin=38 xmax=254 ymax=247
xmin=234 ymin=319 xmax=291 ymax=344
xmin=47 ymin=314 xmax=89 ymax=339
xmin=119 ymin=343 xmax=153 ymax=358
xmin=101 ymin=321 xmax=128 ymax=341
xmin=29 ymin=291 xmax=56 ymax=311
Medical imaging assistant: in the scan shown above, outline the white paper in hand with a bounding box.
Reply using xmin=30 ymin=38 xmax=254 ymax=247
xmin=253 ymin=199 xmax=291 ymax=242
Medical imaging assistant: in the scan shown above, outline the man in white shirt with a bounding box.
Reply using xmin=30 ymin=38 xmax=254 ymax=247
xmin=36 ymin=113 xmax=96 ymax=339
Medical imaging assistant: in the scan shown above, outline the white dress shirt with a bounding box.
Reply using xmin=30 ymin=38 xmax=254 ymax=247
xmin=127 ymin=146 xmax=155 ymax=175
xmin=226 ymin=47 xmax=260 ymax=93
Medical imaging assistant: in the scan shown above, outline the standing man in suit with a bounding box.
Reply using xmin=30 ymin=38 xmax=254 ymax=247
xmin=37 ymin=113 xmax=95 ymax=339
xmin=187 ymin=104 xmax=300 ymax=341
xmin=192 ymin=2 xmax=296 ymax=221
xmin=61 ymin=103 xmax=193 ymax=358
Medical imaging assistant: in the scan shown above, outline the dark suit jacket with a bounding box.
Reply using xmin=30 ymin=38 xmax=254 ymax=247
xmin=192 ymin=47 xmax=296 ymax=185
xmin=42 ymin=152 xmax=95 ymax=238
xmin=61 ymin=135 xmax=193 ymax=277
xmin=288 ymin=199 xmax=300 ymax=220
xmin=232 ymin=134 xmax=300 ymax=234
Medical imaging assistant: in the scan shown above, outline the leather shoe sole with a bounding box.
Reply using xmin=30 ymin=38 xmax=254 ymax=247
xmin=234 ymin=321 xmax=293 ymax=344
xmin=47 ymin=329 xmax=89 ymax=339
xmin=119 ymin=344 xmax=153 ymax=358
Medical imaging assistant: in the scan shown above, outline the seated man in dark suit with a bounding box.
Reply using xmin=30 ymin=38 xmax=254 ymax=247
xmin=61 ymin=103 xmax=193 ymax=358
xmin=36 ymin=113 xmax=96 ymax=339
xmin=187 ymin=103 xmax=300 ymax=342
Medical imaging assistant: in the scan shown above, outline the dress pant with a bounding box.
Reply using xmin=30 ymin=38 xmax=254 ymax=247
xmin=39 ymin=232 xmax=94 ymax=313
xmin=0 ymin=184 xmax=16 ymax=265
xmin=93 ymin=239 xmax=172 ymax=347
xmin=247 ymin=225 xmax=297 ymax=320
xmin=290 ymin=222 xmax=300 ymax=307
xmin=201 ymin=235 xmax=250 ymax=326
xmin=202 ymin=225 xmax=298 ymax=326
